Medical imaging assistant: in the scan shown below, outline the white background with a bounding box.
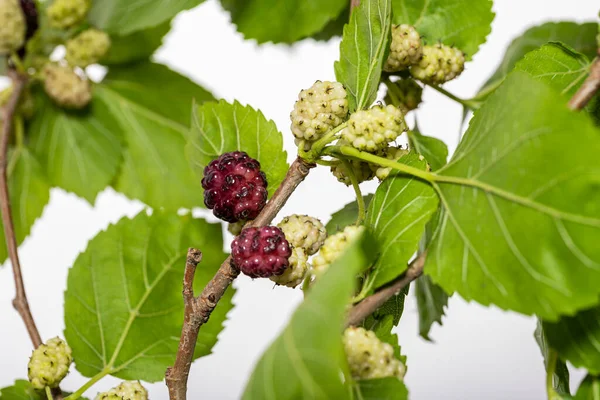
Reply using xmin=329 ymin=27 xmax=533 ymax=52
xmin=1 ymin=0 xmax=598 ymax=399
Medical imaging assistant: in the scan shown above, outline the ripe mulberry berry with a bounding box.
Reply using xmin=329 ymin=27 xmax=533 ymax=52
xmin=384 ymin=24 xmax=422 ymax=72
xmin=341 ymin=105 xmax=406 ymax=152
xmin=410 ymin=44 xmax=465 ymax=85
xmin=384 ymin=79 xmax=423 ymax=112
xmin=66 ymin=29 xmax=111 ymax=67
xmin=28 ymin=337 xmax=72 ymax=389
xmin=291 ymin=80 xmax=348 ymax=142
xmin=343 ymin=327 xmax=406 ymax=380
xmin=202 ymin=151 xmax=268 ymax=223
xmin=231 ymin=226 xmax=292 ymax=278
xmin=277 ymin=214 xmax=326 ymax=255
xmin=47 ymin=0 xmax=89 ymax=29
xmin=270 ymin=247 xmax=309 ymax=288
xmin=95 ymin=381 xmax=148 ymax=400
xmin=43 ymin=64 xmax=91 ymax=109
xmin=0 ymin=0 xmax=26 ymax=55
xmin=313 ymin=225 xmax=364 ymax=275
xmin=370 ymin=146 xmax=409 ymax=180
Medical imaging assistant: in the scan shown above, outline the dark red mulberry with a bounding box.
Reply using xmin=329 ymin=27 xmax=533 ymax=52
xmin=231 ymin=226 xmax=291 ymax=278
xmin=202 ymin=151 xmax=268 ymax=223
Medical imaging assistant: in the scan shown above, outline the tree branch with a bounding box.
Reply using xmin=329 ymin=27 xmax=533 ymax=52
xmin=568 ymin=53 xmax=600 ymax=111
xmin=346 ymin=252 xmax=427 ymax=327
xmin=166 ymin=157 xmax=315 ymax=400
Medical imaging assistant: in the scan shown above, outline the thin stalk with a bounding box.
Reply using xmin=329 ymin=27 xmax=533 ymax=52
xmin=15 ymin=116 xmax=24 ymax=148
xmin=383 ymin=79 xmax=402 ymax=107
xmin=428 ymin=84 xmax=481 ymax=110
xmin=64 ymin=369 xmax=110 ymax=400
xmin=305 ymin=122 xmax=348 ymax=161
xmin=46 ymin=387 xmax=54 ymax=400
xmin=342 ymin=160 xmax=365 ymax=225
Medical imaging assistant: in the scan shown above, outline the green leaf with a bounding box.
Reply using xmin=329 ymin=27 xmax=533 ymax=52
xmin=543 ymin=306 xmax=600 ymax=375
xmin=534 ymin=320 xmax=571 ymax=396
xmin=326 ymin=195 xmax=373 ymax=235
xmin=415 ymin=275 xmax=448 ymax=341
xmin=575 ymin=375 xmax=600 ymax=400
xmin=102 ymin=21 xmax=171 ymax=65
xmin=28 ymin=92 xmax=123 ymax=203
xmin=242 ymin=231 xmax=377 ymax=399
xmin=0 ymin=380 xmax=43 ymax=400
xmin=427 ymin=71 xmax=600 ymax=320
xmin=409 ymin=130 xmax=448 ymax=171
xmin=478 ymin=22 xmax=599 ymax=98
xmin=392 ymin=0 xmax=494 ymax=60
xmin=514 ymin=43 xmax=591 ymax=98
xmin=311 ymin=7 xmax=350 ymax=41
xmin=88 ymin=0 xmax=203 ymax=35
xmin=97 ymin=62 xmax=214 ymax=210
xmin=353 ymin=378 xmax=409 ymax=400
xmin=335 ymin=0 xmax=392 ymax=112
xmin=365 ymin=152 xmax=439 ymax=289
xmin=221 ymin=0 xmax=346 ymax=44
xmin=186 ymin=100 xmax=288 ymax=197
xmin=64 ymin=211 xmax=232 ymax=382
xmin=364 ymin=306 xmax=407 ymax=363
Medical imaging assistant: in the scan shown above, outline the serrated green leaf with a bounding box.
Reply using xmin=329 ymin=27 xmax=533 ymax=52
xmin=242 ymin=231 xmax=377 ymax=399
xmin=534 ymin=320 xmax=571 ymax=396
xmin=543 ymin=306 xmax=600 ymax=375
xmin=365 ymin=152 xmax=438 ymax=290
xmin=64 ymin=211 xmax=232 ymax=382
xmin=353 ymin=378 xmax=409 ymax=400
xmin=415 ymin=275 xmax=448 ymax=341
xmin=102 ymin=21 xmax=171 ymax=65
xmin=575 ymin=375 xmax=600 ymax=400
xmin=392 ymin=0 xmax=494 ymax=60
xmin=88 ymin=0 xmax=203 ymax=36
xmin=221 ymin=0 xmax=346 ymax=44
xmin=97 ymin=62 xmax=214 ymax=210
xmin=186 ymin=100 xmax=288 ymax=197
xmin=335 ymin=0 xmax=392 ymax=112
xmin=311 ymin=7 xmax=350 ymax=41
xmin=326 ymin=195 xmax=373 ymax=235
xmin=28 ymin=92 xmax=123 ymax=203
xmin=0 ymin=380 xmax=43 ymax=400
xmin=409 ymin=130 xmax=448 ymax=171
xmin=478 ymin=22 xmax=599 ymax=98
xmin=427 ymin=72 xmax=600 ymax=320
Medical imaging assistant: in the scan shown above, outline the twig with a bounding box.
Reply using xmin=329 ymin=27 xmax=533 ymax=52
xmin=350 ymin=0 xmax=361 ymax=11
xmin=166 ymin=157 xmax=315 ymax=400
xmin=346 ymin=253 xmax=427 ymax=327
xmin=568 ymin=54 xmax=600 ymax=110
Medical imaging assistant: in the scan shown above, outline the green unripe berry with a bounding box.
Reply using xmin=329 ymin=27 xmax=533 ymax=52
xmin=270 ymin=247 xmax=309 ymax=288
xmin=95 ymin=381 xmax=148 ymax=400
xmin=410 ymin=43 xmax=465 ymax=85
xmin=47 ymin=0 xmax=90 ymax=29
xmin=341 ymin=105 xmax=406 ymax=152
xmin=370 ymin=146 xmax=409 ymax=180
xmin=384 ymin=24 xmax=423 ymax=72
xmin=27 ymin=337 xmax=72 ymax=390
xmin=277 ymin=214 xmax=327 ymax=256
xmin=384 ymin=79 xmax=423 ymax=112
xmin=312 ymin=225 xmax=364 ymax=275
xmin=330 ymin=158 xmax=374 ymax=186
xmin=66 ymin=29 xmax=111 ymax=67
xmin=0 ymin=0 xmax=26 ymax=54
xmin=43 ymin=64 xmax=92 ymax=109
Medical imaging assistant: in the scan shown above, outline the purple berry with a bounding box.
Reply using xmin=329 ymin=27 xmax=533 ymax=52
xmin=231 ymin=226 xmax=292 ymax=278
xmin=201 ymin=151 xmax=268 ymax=223
xmin=19 ymin=0 xmax=38 ymax=40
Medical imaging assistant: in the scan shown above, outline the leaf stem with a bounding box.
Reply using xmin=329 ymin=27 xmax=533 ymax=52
xmin=64 ymin=369 xmax=111 ymax=400
xmin=546 ymin=350 xmax=559 ymax=400
xmin=428 ymin=84 xmax=481 ymax=110
xmin=342 ymin=160 xmax=365 ymax=225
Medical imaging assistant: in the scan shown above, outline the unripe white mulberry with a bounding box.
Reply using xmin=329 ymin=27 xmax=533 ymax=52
xmin=330 ymin=158 xmax=374 ymax=186
xmin=47 ymin=0 xmax=90 ymax=29
xmin=270 ymin=247 xmax=309 ymax=288
xmin=66 ymin=29 xmax=111 ymax=67
xmin=95 ymin=381 xmax=148 ymax=400
xmin=384 ymin=24 xmax=422 ymax=72
xmin=0 ymin=0 xmax=26 ymax=54
xmin=410 ymin=44 xmax=465 ymax=85
xmin=341 ymin=105 xmax=406 ymax=152
xmin=312 ymin=225 xmax=364 ymax=275
xmin=343 ymin=327 xmax=406 ymax=380
xmin=370 ymin=146 xmax=409 ymax=180
xmin=277 ymin=214 xmax=327 ymax=255
xmin=27 ymin=337 xmax=72 ymax=389
xmin=290 ymin=80 xmax=348 ymax=142
xmin=384 ymin=79 xmax=423 ymax=112
xmin=43 ymin=64 xmax=91 ymax=109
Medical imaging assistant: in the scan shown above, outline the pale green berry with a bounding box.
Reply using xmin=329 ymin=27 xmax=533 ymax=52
xmin=410 ymin=43 xmax=465 ymax=85
xmin=28 ymin=337 xmax=72 ymax=389
xmin=291 ymin=80 xmax=348 ymax=142
xmin=0 ymin=0 xmax=26 ymax=54
xmin=270 ymin=247 xmax=309 ymax=288
xmin=47 ymin=0 xmax=90 ymax=29
xmin=330 ymin=159 xmax=374 ymax=186
xmin=341 ymin=105 xmax=406 ymax=152
xmin=66 ymin=29 xmax=111 ymax=67
xmin=384 ymin=79 xmax=423 ymax=112
xmin=277 ymin=214 xmax=326 ymax=255
xmin=43 ymin=64 xmax=91 ymax=109
xmin=95 ymin=381 xmax=148 ymax=400
xmin=312 ymin=225 xmax=364 ymax=275
xmin=384 ymin=24 xmax=422 ymax=72
xmin=343 ymin=327 xmax=406 ymax=380
xmin=370 ymin=146 xmax=409 ymax=180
